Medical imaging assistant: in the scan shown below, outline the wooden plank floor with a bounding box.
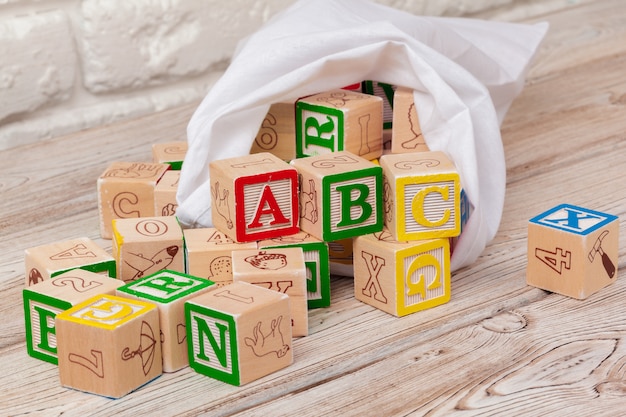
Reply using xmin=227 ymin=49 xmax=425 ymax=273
xmin=1 ymin=1 xmax=625 ymax=415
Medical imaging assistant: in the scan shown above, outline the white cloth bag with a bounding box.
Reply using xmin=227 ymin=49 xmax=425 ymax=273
xmin=177 ymin=0 xmax=548 ymax=271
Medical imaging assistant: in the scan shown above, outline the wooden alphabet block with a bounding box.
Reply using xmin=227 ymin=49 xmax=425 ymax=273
xmin=183 ymin=227 xmax=257 ymax=287
xmin=379 ymin=151 xmax=461 ymax=241
xmin=328 ymin=237 xmax=355 ymax=277
xmin=361 ymin=80 xmax=395 ymax=130
xmin=97 ymin=162 xmax=170 ymax=239
xmin=258 ymin=231 xmax=330 ymax=309
xmin=152 ymin=141 xmax=188 ymax=170
xmin=290 ymin=151 xmax=383 ymax=242
xmin=56 ymin=294 xmax=162 ymax=398
xmin=209 ymin=152 xmax=299 ymax=242
xmin=112 ymin=216 xmax=184 ymax=282
xmin=185 ymin=281 xmax=293 ymax=386
xmin=250 ymin=102 xmax=296 ymax=162
xmin=116 ymin=270 xmax=215 ymax=372
xmin=450 ymin=188 xmax=473 ymax=254
xmin=154 ymin=170 xmax=179 ymax=217
xmin=353 ymin=230 xmax=451 ymax=317
xmin=391 ymin=86 xmax=429 ymax=154
xmin=23 ymin=270 xmax=123 ymax=365
xmin=526 ymin=204 xmax=619 ymax=299
xmin=232 ymin=248 xmax=308 ymax=336
xmin=24 ymin=237 xmax=116 ymax=286
xmin=295 ymin=89 xmax=383 ymax=160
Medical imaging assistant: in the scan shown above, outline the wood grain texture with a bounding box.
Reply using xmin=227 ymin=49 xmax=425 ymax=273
xmin=2 ymin=0 xmax=626 ymax=415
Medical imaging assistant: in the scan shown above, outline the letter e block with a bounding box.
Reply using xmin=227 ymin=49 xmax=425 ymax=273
xmin=185 ymin=281 xmax=293 ymax=386
xmin=250 ymin=102 xmax=296 ymax=162
xmin=527 ymin=204 xmax=619 ymax=299
xmin=152 ymin=141 xmax=187 ymax=170
xmin=391 ymin=86 xmax=429 ymax=154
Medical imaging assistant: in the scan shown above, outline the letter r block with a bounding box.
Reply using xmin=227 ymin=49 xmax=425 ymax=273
xmin=209 ymin=152 xmax=299 ymax=242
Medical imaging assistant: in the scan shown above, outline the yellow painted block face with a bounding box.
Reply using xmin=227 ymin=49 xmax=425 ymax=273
xmin=58 ymin=294 xmax=156 ymax=330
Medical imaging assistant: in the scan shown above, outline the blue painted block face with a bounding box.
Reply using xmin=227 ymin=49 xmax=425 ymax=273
xmin=529 ymin=204 xmax=618 ymax=236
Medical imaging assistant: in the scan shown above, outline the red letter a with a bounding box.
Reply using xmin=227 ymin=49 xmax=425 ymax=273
xmin=248 ymin=185 xmax=290 ymax=229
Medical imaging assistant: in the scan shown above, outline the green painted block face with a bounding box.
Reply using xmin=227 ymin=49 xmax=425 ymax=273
xmin=117 ymin=270 xmax=214 ymax=304
xmin=296 ymin=102 xmax=345 ymax=158
xmin=49 ymin=260 xmax=117 ymax=279
xmin=23 ymin=290 xmax=71 ymax=365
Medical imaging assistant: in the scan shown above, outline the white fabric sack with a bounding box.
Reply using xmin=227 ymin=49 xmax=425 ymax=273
xmin=177 ymin=0 xmax=548 ymax=271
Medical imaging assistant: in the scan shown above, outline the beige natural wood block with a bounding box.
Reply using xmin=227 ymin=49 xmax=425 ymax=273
xmin=391 ymin=86 xmax=429 ymax=154
xmin=186 ymin=281 xmax=293 ymax=386
xmin=527 ymin=204 xmax=619 ymax=299
xmin=379 ymin=151 xmax=460 ymax=241
xmin=56 ymin=294 xmax=162 ymax=398
xmin=183 ymin=227 xmax=257 ymax=287
xmin=250 ymin=102 xmax=296 ymax=162
xmin=232 ymin=247 xmax=308 ymax=337
xmin=116 ymin=270 xmax=215 ymax=372
xmin=112 ymin=216 xmax=184 ymax=283
xmin=209 ymin=152 xmax=299 ymax=242
xmin=24 ymin=237 xmax=116 ymax=286
xmin=290 ymin=150 xmax=383 ymax=242
xmin=152 ymin=141 xmax=188 ymax=170
xmin=296 ymin=89 xmax=383 ymax=160
xmin=353 ymin=230 xmax=451 ymax=317
xmin=23 ymin=270 xmax=124 ymax=365
xmin=97 ymin=162 xmax=169 ymax=239
xmin=328 ymin=237 xmax=355 ymax=276
xmin=361 ymin=80 xmax=395 ymax=130
xmin=154 ymin=170 xmax=179 ymax=217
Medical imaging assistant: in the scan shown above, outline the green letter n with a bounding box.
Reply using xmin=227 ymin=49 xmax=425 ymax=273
xmin=194 ymin=316 xmax=229 ymax=368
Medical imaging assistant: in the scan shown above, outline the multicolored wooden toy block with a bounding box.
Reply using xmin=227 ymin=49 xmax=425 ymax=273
xmin=361 ymin=80 xmax=395 ymax=130
xmin=526 ymin=204 xmax=619 ymax=299
xmin=183 ymin=227 xmax=257 ymax=287
xmin=296 ymin=89 xmax=383 ymax=160
xmin=391 ymin=86 xmax=429 ymax=154
xmin=250 ymin=102 xmax=296 ymax=162
xmin=152 ymin=141 xmax=188 ymax=170
xmin=154 ymin=170 xmax=180 ymax=217
xmin=112 ymin=216 xmax=184 ymax=282
xmin=23 ymin=269 xmax=124 ymax=365
xmin=258 ymin=231 xmax=331 ymax=309
xmin=185 ymin=281 xmax=293 ymax=386
xmin=98 ymin=161 xmax=170 ymax=238
xmin=450 ymin=189 xmax=473 ymax=254
xmin=117 ymin=270 xmax=215 ymax=372
xmin=379 ymin=151 xmax=460 ymax=241
xmin=56 ymin=294 xmax=162 ymax=398
xmin=24 ymin=237 xmax=116 ymax=286
xmin=353 ymin=230 xmax=451 ymax=317
xmin=328 ymin=237 xmax=355 ymax=277
xmin=209 ymin=152 xmax=299 ymax=242
xmin=232 ymin=248 xmax=308 ymax=336
xmin=290 ymin=150 xmax=383 ymax=242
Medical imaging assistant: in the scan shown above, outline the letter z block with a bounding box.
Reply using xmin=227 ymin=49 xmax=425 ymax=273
xmin=209 ymin=152 xmax=299 ymax=242
xmin=56 ymin=294 xmax=162 ymax=398
xmin=380 ymin=151 xmax=460 ymax=241
xmin=185 ymin=281 xmax=293 ymax=386
xmin=353 ymin=230 xmax=451 ymax=317
xmin=527 ymin=204 xmax=619 ymax=299
xmin=290 ymin=150 xmax=383 ymax=242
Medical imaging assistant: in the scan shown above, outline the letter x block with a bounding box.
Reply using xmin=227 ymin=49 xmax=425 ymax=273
xmin=117 ymin=270 xmax=215 ymax=372
xmin=56 ymin=294 xmax=162 ymax=398
xmin=290 ymin=151 xmax=383 ymax=242
xmin=380 ymin=151 xmax=460 ymax=241
xmin=209 ymin=152 xmax=299 ymax=242
xmin=185 ymin=281 xmax=293 ymax=386
xmin=527 ymin=204 xmax=619 ymax=299
xmin=353 ymin=230 xmax=451 ymax=317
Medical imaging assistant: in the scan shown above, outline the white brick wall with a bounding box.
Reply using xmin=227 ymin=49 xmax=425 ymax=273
xmin=0 ymin=0 xmax=564 ymax=150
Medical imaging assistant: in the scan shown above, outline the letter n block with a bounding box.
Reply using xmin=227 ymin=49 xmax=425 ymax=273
xmin=56 ymin=294 xmax=162 ymax=398
xmin=209 ymin=152 xmax=299 ymax=242
xmin=353 ymin=230 xmax=451 ymax=317
xmin=116 ymin=270 xmax=215 ymax=372
xmin=380 ymin=151 xmax=460 ymax=241
xmin=152 ymin=141 xmax=188 ymax=170
xmin=23 ymin=270 xmax=123 ymax=365
xmin=290 ymin=151 xmax=383 ymax=242
xmin=527 ymin=204 xmax=619 ymax=299
xmin=185 ymin=281 xmax=293 ymax=386
xmin=296 ymin=89 xmax=383 ymax=160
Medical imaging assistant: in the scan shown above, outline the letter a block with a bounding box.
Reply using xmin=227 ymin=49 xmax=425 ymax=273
xmin=353 ymin=230 xmax=451 ymax=317
xmin=56 ymin=294 xmax=162 ymax=398
xmin=290 ymin=151 xmax=383 ymax=242
xmin=185 ymin=281 xmax=293 ymax=386
xmin=23 ymin=270 xmax=124 ymax=365
xmin=117 ymin=270 xmax=215 ymax=372
xmin=379 ymin=151 xmax=460 ymax=241
xmin=296 ymin=89 xmax=383 ymax=160
xmin=527 ymin=204 xmax=619 ymax=299
xmin=209 ymin=152 xmax=299 ymax=242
